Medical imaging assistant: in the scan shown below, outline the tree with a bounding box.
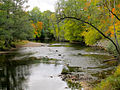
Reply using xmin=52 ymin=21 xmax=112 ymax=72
xmin=49 ymin=13 xmax=64 ymax=41
xmin=29 ymin=8 xmax=55 ymax=41
xmin=29 ymin=7 xmax=42 ymax=23
xmin=32 ymin=21 xmax=43 ymax=40
xmin=0 ymin=0 xmax=33 ymax=49
xmin=49 ymin=13 xmax=57 ymax=39
xmin=41 ymin=10 xmax=53 ymax=40
xmin=55 ymin=0 xmax=120 ymax=59
xmin=55 ymin=0 xmax=105 ymax=43
xmin=61 ymin=19 xmax=85 ymax=42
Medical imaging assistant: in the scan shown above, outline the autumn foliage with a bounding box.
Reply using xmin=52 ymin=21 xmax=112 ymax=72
xmin=111 ymin=8 xmax=115 ymax=18
xmin=105 ymin=21 xmax=120 ymax=37
xmin=32 ymin=21 xmax=43 ymax=38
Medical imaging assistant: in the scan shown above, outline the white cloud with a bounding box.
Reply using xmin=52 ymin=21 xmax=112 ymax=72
xmin=26 ymin=0 xmax=58 ymax=12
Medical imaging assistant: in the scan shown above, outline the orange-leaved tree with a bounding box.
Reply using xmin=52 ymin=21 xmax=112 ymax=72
xmin=32 ymin=21 xmax=43 ymax=39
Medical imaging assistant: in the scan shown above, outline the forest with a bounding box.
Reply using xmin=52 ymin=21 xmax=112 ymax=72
xmin=0 ymin=0 xmax=120 ymax=90
xmin=0 ymin=0 xmax=120 ymax=55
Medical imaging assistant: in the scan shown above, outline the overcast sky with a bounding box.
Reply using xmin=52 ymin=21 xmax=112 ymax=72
xmin=26 ymin=0 xmax=58 ymax=12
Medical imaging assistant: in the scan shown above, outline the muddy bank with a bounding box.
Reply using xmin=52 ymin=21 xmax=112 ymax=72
xmin=16 ymin=42 xmax=47 ymax=47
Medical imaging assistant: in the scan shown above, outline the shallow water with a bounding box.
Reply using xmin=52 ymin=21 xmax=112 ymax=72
xmin=28 ymin=64 xmax=69 ymax=90
xmin=0 ymin=43 xmax=116 ymax=90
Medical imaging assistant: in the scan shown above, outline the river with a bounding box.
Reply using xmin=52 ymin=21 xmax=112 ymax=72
xmin=0 ymin=42 xmax=116 ymax=90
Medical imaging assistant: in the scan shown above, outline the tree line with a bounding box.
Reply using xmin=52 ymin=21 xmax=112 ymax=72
xmin=55 ymin=0 xmax=120 ymax=58
xmin=0 ymin=0 xmax=33 ymax=50
xmin=0 ymin=0 xmax=120 ymax=59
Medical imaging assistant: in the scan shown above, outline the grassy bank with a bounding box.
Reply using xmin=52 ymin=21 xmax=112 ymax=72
xmin=93 ymin=65 xmax=120 ymax=90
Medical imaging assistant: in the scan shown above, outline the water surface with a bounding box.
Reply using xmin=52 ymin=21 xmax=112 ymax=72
xmin=0 ymin=43 xmax=116 ymax=90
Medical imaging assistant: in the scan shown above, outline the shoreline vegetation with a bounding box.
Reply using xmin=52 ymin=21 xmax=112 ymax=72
xmin=0 ymin=40 xmax=27 ymax=54
xmin=93 ymin=65 xmax=120 ymax=90
xmin=0 ymin=40 xmax=28 ymax=53
xmin=0 ymin=40 xmax=46 ymax=54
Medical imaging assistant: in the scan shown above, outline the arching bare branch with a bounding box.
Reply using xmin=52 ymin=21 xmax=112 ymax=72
xmin=59 ymin=16 xmax=120 ymax=55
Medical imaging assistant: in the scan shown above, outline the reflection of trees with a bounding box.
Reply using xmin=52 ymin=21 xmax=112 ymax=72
xmin=0 ymin=54 xmax=31 ymax=90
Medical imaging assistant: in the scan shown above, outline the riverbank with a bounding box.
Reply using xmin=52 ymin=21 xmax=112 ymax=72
xmin=90 ymin=39 xmax=120 ymax=90
xmin=92 ymin=39 xmax=118 ymax=56
xmin=0 ymin=41 xmax=46 ymax=54
xmin=15 ymin=41 xmax=46 ymax=47
xmin=0 ymin=41 xmax=118 ymax=90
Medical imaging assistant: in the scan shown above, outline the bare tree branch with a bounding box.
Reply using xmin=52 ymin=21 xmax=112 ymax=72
xmin=59 ymin=16 xmax=120 ymax=55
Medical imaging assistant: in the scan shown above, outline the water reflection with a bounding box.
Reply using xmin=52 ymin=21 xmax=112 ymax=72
xmin=0 ymin=54 xmax=31 ymax=90
xmin=27 ymin=63 xmax=69 ymax=90
xmin=0 ymin=54 xmax=69 ymax=90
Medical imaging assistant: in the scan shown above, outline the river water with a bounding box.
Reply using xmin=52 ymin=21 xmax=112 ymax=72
xmin=0 ymin=43 xmax=116 ymax=90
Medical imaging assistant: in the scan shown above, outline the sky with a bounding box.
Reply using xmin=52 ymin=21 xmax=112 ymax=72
xmin=26 ymin=0 xmax=58 ymax=12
